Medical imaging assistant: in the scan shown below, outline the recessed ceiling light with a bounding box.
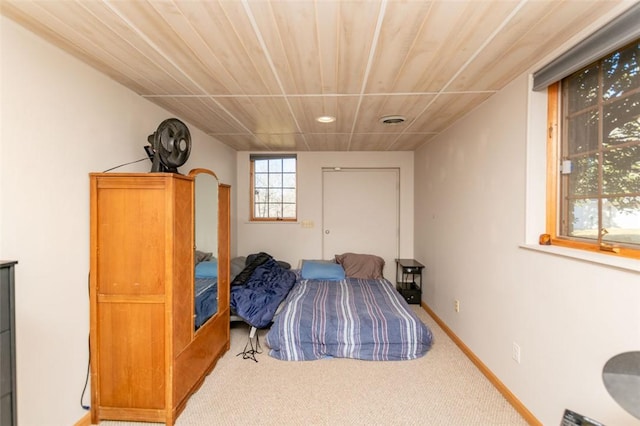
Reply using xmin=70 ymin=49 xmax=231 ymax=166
xmin=316 ymin=115 xmax=336 ymax=123
xmin=379 ymin=115 xmax=406 ymax=125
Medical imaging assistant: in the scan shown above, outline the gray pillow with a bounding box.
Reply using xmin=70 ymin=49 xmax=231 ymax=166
xmin=276 ymin=261 xmax=291 ymax=270
xmin=230 ymin=256 xmax=247 ymax=281
xmin=195 ymin=250 xmax=213 ymax=264
xmin=335 ymin=253 xmax=385 ymax=279
xmin=246 ymin=252 xmax=291 ymax=270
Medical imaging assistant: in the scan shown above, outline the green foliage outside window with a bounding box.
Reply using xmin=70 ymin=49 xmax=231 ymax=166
xmin=561 ymin=40 xmax=640 ymax=246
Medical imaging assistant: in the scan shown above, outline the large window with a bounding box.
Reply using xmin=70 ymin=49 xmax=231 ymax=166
xmin=250 ymin=154 xmax=297 ymax=221
xmin=546 ymin=39 xmax=640 ymax=258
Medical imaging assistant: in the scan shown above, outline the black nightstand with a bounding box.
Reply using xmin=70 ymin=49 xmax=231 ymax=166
xmin=395 ymin=259 xmax=424 ymax=304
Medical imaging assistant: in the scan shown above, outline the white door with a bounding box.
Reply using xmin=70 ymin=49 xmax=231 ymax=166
xmin=322 ymin=168 xmax=399 ymax=280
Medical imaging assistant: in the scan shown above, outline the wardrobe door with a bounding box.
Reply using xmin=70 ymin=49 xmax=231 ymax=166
xmin=92 ymin=176 xmax=168 ymax=414
xmin=90 ymin=173 xmax=194 ymax=425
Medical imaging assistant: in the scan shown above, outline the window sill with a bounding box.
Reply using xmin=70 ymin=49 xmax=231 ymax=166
xmin=245 ymin=221 xmax=300 ymax=224
xmin=519 ymin=244 xmax=640 ymax=274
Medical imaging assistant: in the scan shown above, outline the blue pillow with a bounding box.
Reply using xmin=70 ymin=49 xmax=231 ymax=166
xmin=195 ymin=260 xmax=218 ymax=279
xmin=301 ymin=260 xmax=345 ymax=281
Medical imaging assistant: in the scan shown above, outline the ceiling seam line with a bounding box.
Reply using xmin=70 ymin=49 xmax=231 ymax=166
xmin=347 ymin=0 xmax=388 ymax=151
xmin=78 ymin=1 xmax=195 ymax=96
xmin=102 ymin=0 xmax=269 ymax=149
xmin=160 ymin=2 xmax=245 ymax=99
xmin=387 ymin=0 xmax=530 ymax=151
xmin=241 ymin=0 xmax=310 ymax=151
xmin=216 ymin=1 xmax=282 ymax=100
xmin=141 ymin=91 xmax=495 ymax=99
xmin=385 ymin=1 xmax=435 ymax=97
xmin=437 ymin=0 xmax=531 ymax=95
xmin=102 ymin=1 xmax=225 ymax=98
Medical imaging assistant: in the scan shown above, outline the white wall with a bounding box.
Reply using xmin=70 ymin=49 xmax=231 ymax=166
xmin=414 ymin=65 xmax=640 ymax=426
xmin=0 ymin=17 xmax=236 ymax=426
xmin=4 ymin=3 xmax=637 ymax=425
xmin=236 ymin=151 xmax=414 ymax=268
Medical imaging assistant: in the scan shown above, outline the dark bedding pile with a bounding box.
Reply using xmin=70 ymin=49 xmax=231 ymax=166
xmin=230 ymin=253 xmax=296 ymax=329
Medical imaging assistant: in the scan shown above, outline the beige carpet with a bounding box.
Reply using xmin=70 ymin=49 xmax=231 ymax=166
xmin=102 ymin=306 xmax=527 ymax=425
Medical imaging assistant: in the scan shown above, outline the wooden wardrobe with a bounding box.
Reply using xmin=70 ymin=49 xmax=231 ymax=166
xmin=89 ymin=171 xmax=230 ymax=425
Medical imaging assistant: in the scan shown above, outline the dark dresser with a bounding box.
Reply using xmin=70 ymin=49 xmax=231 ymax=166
xmin=0 ymin=261 xmax=17 ymax=426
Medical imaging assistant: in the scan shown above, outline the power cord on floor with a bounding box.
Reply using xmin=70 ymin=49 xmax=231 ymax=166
xmin=80 ymin=272 xmax=90 ymax=410
xmin=236 ymin=326 xmax=262 ymax=362
xmin=80 ymin=333 xmax=90 ymax=410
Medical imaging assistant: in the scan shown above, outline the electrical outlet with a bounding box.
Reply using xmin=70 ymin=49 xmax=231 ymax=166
xmin=512 ymin=342 xmax=521 ymax=364
xmin=454 ymin=299 xmax=460 ymax=313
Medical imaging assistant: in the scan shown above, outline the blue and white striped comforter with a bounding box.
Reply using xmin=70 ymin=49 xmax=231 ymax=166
xmin=265 ymin=277 xmax=433 ymax=361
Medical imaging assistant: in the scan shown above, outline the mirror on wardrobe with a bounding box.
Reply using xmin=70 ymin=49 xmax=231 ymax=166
xmin=191 ymin=168 xmax=219 ymax=331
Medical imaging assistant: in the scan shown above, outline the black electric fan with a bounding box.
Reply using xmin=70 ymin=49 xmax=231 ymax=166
xmin=146 ymin=118 xmax=191 ymax=173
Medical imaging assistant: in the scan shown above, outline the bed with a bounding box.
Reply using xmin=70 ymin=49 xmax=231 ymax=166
xmin=194 ymin=255 xmax=219 ymax=330
xmin=264 ymin=254 xmax=433 ymax=361
xmin=195 ymin=277 xmax=217 ymax=329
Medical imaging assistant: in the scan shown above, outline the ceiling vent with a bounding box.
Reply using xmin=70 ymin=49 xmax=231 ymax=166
xmin=379 ymin=115 xmax=406 ymax=125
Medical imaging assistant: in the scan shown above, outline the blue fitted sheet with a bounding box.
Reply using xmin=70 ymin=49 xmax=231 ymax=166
xmin=195 ymin=277 xmax=217 ymax=329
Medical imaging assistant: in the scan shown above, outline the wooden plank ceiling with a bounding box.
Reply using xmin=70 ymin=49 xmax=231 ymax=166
xmin=0 ymin=0 xmax=626 ymax=151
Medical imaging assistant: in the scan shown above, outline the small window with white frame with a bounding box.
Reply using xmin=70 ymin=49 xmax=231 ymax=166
xmin=250 ymin=154 xmax=297 ymax=221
